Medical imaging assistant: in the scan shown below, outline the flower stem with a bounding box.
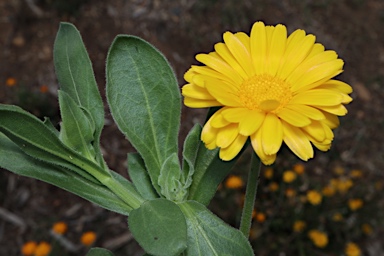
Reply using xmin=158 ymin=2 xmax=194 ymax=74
xmin=239 ymin=151 xmax=261 ymax=237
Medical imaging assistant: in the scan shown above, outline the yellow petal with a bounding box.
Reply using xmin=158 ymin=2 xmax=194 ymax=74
xmin=250 ymin=21 xmax=267 ymax=74
xmin=302 ymin=121 xmax=325 ymax=142
xmin=321 ymin=111 xmax=340 ymax=129
xmin=286 ymin=50 xmax=338 ymax=86
xmin=196 ymin=53 xmax=243 ymax=85
xmin=290 ymin=59 xmax=344 ymax=92
xmin=184 ymin=97 xmax=221 ymax=108
xmin=267 ymin=24 xmax=287 ymax=76
xmin=211 ymin=111 xmax=230 ymax=128
xmin=191 ymin=65 xmax=230 ymax=82
xmin=290 ymin=89 xmax=344 ymax=106
xmin=214 ymin=42 xmax=248 ymax=79
xmin=221 ymin=107 xmax=247 ymax=122
xmin=216 ymin=123 xmax=239 ymax=148
xmin=184 ymin=68 xmax=196 ymax=83
xmin=219 ymin=134 xmax=248 ymax=161
xmin=204 ymin=77 xmax=242 ymax=107
xmin=278 ymin=32 xmax=315 ymax=79
xmin=319 ymin=80 xmax=353 ymax=94
xmin=312 ymin=141 xmax=331 ymax=151
xmin=182 ymin=83 xmax=214 ymax=100
xmin=282 ymin=121 xmax=314 ymax=161
xmin=314 ymin=104 xmax=348 ymax=116
xmin=234 ymin=32 xmax=251 ymax=53
xmin=285 ymin=104 xmax=325 ymax=120
xmin=277 ymin=108 xmax=311 ymax=127
xmin=223 ymin=32 xmax=254 ymax=77
xmin=306 ymin=43 xmax=325 ymax=59
xmin=250 ymin=129 xmax=276 ymax=165
xmin=238 ymin=110 xmax=265 ymax=136
xmin=201 ymin=117 xmax=218 ymax=144
xmin=261 ymin=113 xmax=283 ymax=155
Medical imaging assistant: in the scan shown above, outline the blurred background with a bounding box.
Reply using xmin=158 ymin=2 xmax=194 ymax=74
xmin=1 ymin=0 xmax=384 ymax=255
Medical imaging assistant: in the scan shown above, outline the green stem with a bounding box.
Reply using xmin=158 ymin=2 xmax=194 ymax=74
xmin=239 ymin=151 xmax=261 ymax=237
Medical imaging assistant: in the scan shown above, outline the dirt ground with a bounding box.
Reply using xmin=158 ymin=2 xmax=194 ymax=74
xmin=1 ymin=0 xmax=384 ymax=255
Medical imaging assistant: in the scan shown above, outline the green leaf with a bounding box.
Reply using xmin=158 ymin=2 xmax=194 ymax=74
xmin=0 ymin=132 xmax=132 ymax=215
xmin=179 ymin=201 xmax=254 ymax=256
xmin=54 ymin=22 xmax=105 ymax=166
xmin=128 ymin=198 xmax=187 ymax=256
xmin=158 ymin=153 xmax=185 ymax=201
xmin=106 ymin=35 xmax=181 ymax=194
xmin=187 ymin=143 xmax=240 ymax=206
xmin=0 ymin=104 xmax=109 ymax=183
xmin=58 ymin=90 xmax=96 ymax=161
xmin=128 ymin=153 xmax=158 ymax=200
xmin=86 ymin=248 xmax=115 ymax=256
xmin=181 ymin=124 xmax=201 ymax=193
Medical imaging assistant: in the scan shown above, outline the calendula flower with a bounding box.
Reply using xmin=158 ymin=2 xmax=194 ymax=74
xmin=255 ymin=212 xmax=266 ymax=223
xmin=81 ymin=231 xmax=97 ymax=246
xmin=34 ymin=242 xmax=51 ymax=256
xmin=21 ymin=241 xmax=37 ymax=256
xmin=264 ymin=168 xmax=274 ymax=179
xmin=285 ymin=188 xmax=296 ymax=197
xmin=307 ymin=190 xmax=322 ymax=205
xmin=336 ymin=178 xmax=353 ymax=193
xmin=332 ymin=213 xmax=343 ymax=222
xmin=348 ymin=198 xmax=363 ymax=211
xmin=225 ymin=175 xmax=244 ymax=189
xmin=268 ymin=182 xmax=279 ymax=192
xmin=345 ymin=242 xmax=362 ymax=256
xmin=283 ymin=170 xmax=297 ymax=183
xmin=361 ymin=223 xmax=373 ymax=235
xmin=293 ymin=163 xmax=305 ymax=175
xmin=293 ymin=220 xmax=306 ymax=232
xmin=308 ymin=230 xmax=328 ymax=248
xmin=5 ymin=77 xmax=17 ymax=87
xmin=52 ymin=221 xmax=68 ymax=235
xmin=182 ymin=21 xmax=352 ymax=164
xmin=322 ymin=185 xmax=336 ymax=197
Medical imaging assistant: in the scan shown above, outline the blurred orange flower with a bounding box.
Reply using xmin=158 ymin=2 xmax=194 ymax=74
xmin=283 ymin=170 xmax=297 ymax=183
xmin=34 ymin=242 xmax=51 ymax=256
xmin=348 ymin=199 xmax=363 ymax=211
xmin=52 ymin=221 xmax=68 ymax=235
xmin=264 ymin=168 xmax=273 ymax=179
xmin=345 ymin=242 xmax=361 ymax=256
xmin=21 ymin=241 xmax=37 ymax=256
xmin=6 ymin=77 xmax=17 ymax=87
xmin=308 ymin=230 xmax=328 ymax=248
xmin=293 ymin=163 xmax=305 ymax=175
xmin=307 ymin=190 xmax=322 ymax=205
xmin=225 ymin=175 xmax=244 ymax=189
xmin=81 ymin=231 xmax=97 ymax=246
xmin=293 ymin=220 xmax=306 ymax=232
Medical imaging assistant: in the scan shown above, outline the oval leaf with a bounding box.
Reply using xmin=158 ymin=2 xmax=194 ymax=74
xmin=106 ymin=35 xmax=181 ymax=194
xmin=128 ymin=198 xmax=187 ymax=256
xmin=179 ymin=201 xmax=254 ymax=256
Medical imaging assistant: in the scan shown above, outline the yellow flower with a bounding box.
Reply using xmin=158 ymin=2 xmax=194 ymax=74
xmin=345 ymin=242 xmax=362 ymax=256
xmin=21 ymin=241 xmax=37 ymax=256
xmin=307 ymin=190 xmax=322 ymax=205
xmin=348 ymin=199 xmax=363 ymax=211
xmin=332 ymin=213 xmax=343 ymax=222
xmin=264 ymin=168 xmax=274 ymax=179
xmin=182 ymin=21 xmax=352 ymax=164
xmin=293 ymin=163 xmax=305 ymax=175
xmin=308 ymin=230 xmax=328 ymax=248
xmin=333 ymin=166 xmax=345 ymax=175
xmin=225 ymin=175 xmax=244 ymax=189
xmin=293 ymin=220 xmax=306 ymax=232
xmin=350 ymin=169 xmax=363 ymax=178
xmin=322 ymin=185 xmax=336 ymax=197
xmin=268 ymin=182 xmax=279 ymax=192
xmin=34 ymin=242 xmax=51 ymax=256
xmin=337 ymin=178 xmax=353 ymax=193
xmin=81 ymin=231 xmax=97 ymax=246
xmin=256 ymin=212 xmax=266 ymax=223
xmin=361 ymin=224 xmax=373 ymax=235
xmin=52 ymin=221 xmax=68 ymax=235
xmin=283 ymin=170 xmax=297 ymax=183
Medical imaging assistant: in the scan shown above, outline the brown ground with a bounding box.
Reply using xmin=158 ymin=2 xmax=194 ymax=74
xmin=1 ymin=0 xmax=384 ymax=255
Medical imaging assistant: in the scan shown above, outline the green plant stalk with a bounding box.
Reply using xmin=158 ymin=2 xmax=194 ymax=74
xmin=239 ymin=151 xmax=261 ymax=237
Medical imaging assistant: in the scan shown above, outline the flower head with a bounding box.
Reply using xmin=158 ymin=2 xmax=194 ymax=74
xmin=5 ymin=77 xmax=17 ymax=87
xmin=34 ymin=242 xmax=51 ymax=256
xmin=81 ymin=231 xmax=97 ymax=246
xmin=283 ymin=170 xmax=297 ymax=183
xmin=308 ymin=230 xmax=328 ymax=248
xmin=225 ymin=175 xmax=244 ymax=189
xmin=307 ymin=190 xmax=322 ymax=205
xmin=345 ymin=242 xmax=362 ymax=256
xmin=21 ymin=241 xmax=37 ymax=256
xmin=348 ymin=198 xmax=363 ymax=211
xmin=52 ymin=221 xmax=68 ymax=235
xmin=182 ymin=21 xmax=352 ymax=164
xmin=293 ymin=220 xmax=306 ymax=232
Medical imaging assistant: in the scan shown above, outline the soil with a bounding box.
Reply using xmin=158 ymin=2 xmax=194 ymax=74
xmin=1 ymin=0 xmax=384 ymax=255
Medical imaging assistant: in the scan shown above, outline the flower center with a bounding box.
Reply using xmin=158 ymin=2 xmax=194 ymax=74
xmin=238 ymin=74 xmax=292 ymax=112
